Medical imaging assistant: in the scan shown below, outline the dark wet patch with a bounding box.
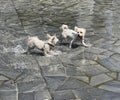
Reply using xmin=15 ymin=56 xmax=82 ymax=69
xmin=30 ymin=52 xmax=44 ymax=56
xmin=23 ymin=51 xmax=44 ymax=56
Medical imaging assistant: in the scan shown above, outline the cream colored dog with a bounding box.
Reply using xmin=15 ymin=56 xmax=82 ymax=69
xmin=26 ymin=34 xmax=59 ymax=56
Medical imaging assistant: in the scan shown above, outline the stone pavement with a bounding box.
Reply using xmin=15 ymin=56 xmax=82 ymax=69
xmin=0 ymin=0 xmax=120 ymax=100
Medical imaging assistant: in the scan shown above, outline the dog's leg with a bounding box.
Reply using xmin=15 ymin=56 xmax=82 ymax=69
xmin=26 ymin=47 xmax=31 ymax=55
xmin=60 ymin=33 xmax=67 ymax=45
xmin=43 ymin=44 xmax=50 ymax=56
xmin=81 ymin=36 xmax=91 ymax=47
xmin=26 ymin=46 xmax=34 ymax=55
xmin=69 ymin=34 xmax=78 ymax=48
xmin=44 ymin=50 xmax=51 ymax=57
xmin=69 ymin=40 xmax=72 ymax=48
xmin=44 ymin=51 xmax=48 ymax=56
xmin=59 ymin=34 xmax=64 ymax=44
xmin=69 ymin=38 xmax=75 ymax=48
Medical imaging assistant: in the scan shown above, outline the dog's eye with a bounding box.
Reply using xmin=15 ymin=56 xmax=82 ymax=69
xmin=80 ymin=32 xmax=82 ymax=33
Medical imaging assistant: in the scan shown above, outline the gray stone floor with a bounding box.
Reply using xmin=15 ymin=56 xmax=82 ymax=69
xmin=0 ymin=0 xmax=120 ymax=100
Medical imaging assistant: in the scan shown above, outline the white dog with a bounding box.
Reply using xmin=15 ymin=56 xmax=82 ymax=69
xmin=60 ymin=24 xmax=78 ymax=48
xmin=60 ymin=24 xmax=91 ymax=48
xmin=26 ymin=34 xmax=59 ymax=56
xmin=74 ymin=26 xmax=91 ymax=47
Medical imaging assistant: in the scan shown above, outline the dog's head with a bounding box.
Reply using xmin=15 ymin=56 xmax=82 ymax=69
xmin=60 ymin=24 xmax=69 ymax=30
xmin=47 ymin=34 xmax=59 ymax=45
xmin=74 ymin=26 xmax=86 ymax=37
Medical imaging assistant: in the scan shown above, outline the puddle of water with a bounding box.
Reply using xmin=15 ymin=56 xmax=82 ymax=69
xmin=14 ymin=62 xmax=28 ymax=72
xmin=13 ymin=45 xmax=25 ymax=54
xmin=50 ymin=50 xmax=62 ymax=55
xmin=45 ymin=50 xmax=62 ymax=57
xmin=3 ymin=45 xmax=25 ymax=55
xmin=2 ymin=0 xmax=120 ymax=70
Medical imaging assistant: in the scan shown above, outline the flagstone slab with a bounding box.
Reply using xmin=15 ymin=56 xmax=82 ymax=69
xmin=99 ymin=81 xmax=120 ymax=93
xmin=52 ymin=91 xmax=76 ymax=100
xmin=74 ymin=61 xmax=109 ymax=76
xmin=57 ymin=77 xmax=90 ymax=91
xmin=40 ymin=64 xmax=66 ymax=77
xmin=19 ymin=90 xmax=51 ymax=100
xmin=45 ymin=76 xmax=67 ymax=91
xmin=73 ymin=87 xmax=120 ymax=100
xmin=0 ymin=83 xmax=16 ymax=100
xmin=98 ymin=57 xmax=120 ymax=71
xmin=90 ymin=74 xmax=113 ymax=86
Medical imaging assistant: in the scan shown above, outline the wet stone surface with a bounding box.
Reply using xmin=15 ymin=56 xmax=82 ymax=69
xmin=0 ymin=0 xmax=120 ymax=100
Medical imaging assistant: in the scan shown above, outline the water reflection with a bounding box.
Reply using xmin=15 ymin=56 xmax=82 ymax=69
xmin=1 ymin=0 xmax=119 ymax=56
xmin=15 ymin=0 xmax=79 ymax=35
xmin=93 ymin=0 xmax=114 ymax=38
xmin=11 ymin=0 xmax=120 ymax=41
xmin=105 ymin=10 xmax=114 ymax=38
xmin=112 ymin=0 xmax=120 ymax=38
xmin=76 ymin=0 xmax=95 ymax=33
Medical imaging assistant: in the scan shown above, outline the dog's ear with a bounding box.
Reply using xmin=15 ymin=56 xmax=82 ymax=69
xmin=62 ymin=24 xmax=68 ymax=29
xmin=74 ymin=26 xmax=78 ymax=31
xmin=46 ymin=34 xmax=51 ymax=39
xmin=81 ymin=28 xmax=86 ymax=35
xmin=84 ymin=28 xmax=86 ymax=33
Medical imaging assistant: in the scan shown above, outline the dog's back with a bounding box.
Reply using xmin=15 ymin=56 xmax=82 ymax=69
xmin=27 ymin=36 xmax=45 ymax=49
xmin=61 ymin=24 xmax=77 ymax=39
